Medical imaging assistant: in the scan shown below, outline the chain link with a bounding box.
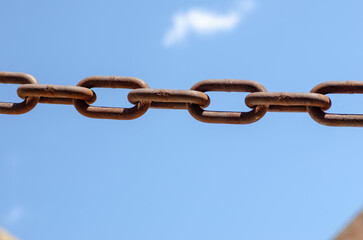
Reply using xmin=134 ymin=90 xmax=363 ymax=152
xmin=74 ymin=76 xmax=151 ymax=120
xmin=0 ymin=72 xmax=39 ymax=114
xmin=245 ymin=92 xmax=331 ymax=112
xmin=17 ymin=84 xmax=97 ymax=105
xmin=128 ymin=89 xmax=210 ymax=109
xmin=1 ymin=71 xmax=363 ymax=127
xmin=307 ymin=81 xmax=363 ymax=127
xmin=187 ymin=79 xmax=268 ymax=124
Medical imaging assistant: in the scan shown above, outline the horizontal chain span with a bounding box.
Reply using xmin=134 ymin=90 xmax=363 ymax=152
xmin=1 ymin=71 xmax=363 ymax=127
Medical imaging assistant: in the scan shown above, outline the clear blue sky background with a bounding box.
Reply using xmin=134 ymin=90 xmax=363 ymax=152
xmin=1 ymin=0 xmax=363 ymax=239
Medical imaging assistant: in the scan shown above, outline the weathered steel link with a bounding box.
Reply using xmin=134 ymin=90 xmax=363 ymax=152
xmin=0 ymin=72 xmax=39 ymax=114
xmin=1 ymin=71 xmax=363 ymax=127
xmin=128 ymin=88 xmax=210 ymax=109
xmin=73 ymin=76 xmax=151 ymax=120
xmin=187 ymin=79 xmax=268 ymax=124
xmin=307 ymin=81 xmax=363 ymax=127
xmin=17 ymin=84 xmax=97 ymax=105
xmin=245 ymin=92 xmax=331 ymax=112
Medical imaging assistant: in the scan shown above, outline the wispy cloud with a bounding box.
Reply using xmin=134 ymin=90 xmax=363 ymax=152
xmin=2 ymin=205 xmax=24 ymax=225
xmin=163 ymin=0 xmax=255 ymax=47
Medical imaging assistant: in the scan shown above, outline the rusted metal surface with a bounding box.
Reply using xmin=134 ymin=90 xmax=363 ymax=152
xmin=245 ymin=92 xmax=331 ymax=112
xmin=73 ymin=76 xmax=151 ymax=120
xmin=148 ymin=102 xmax=192 ymax=110
xmin=17 ymin=84 xmax=96 ymax=105
xmin=1 ymin=71 xmax=363 ymax=127
xmin=128 ymin=88 xmax=210 ymax=109
xmin=335 ymin=210 xmax=363 ymax=240
xmin=307 ymin=81 xmax=363 ymax=127
xmin=187 ymin=79 xmax=268 ymax=124
xmin=0 ymin=72 xmax=39 ymax=114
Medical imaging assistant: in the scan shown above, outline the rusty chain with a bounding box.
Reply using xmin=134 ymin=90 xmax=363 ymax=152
xmin=1 ymin=71 xmax=363 ymax=127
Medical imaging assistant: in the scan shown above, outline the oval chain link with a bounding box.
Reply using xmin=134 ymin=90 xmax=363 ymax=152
xmin=307 ymin=81 xmax=363 ymax=127
xmin=128 ymin=88 xmax=210 ymax=109
xmin=245 ymin=92 xmax=331 ymax=112
xmin=17 ymin=84 xmax=97 ymax=105
xmin=187 ymin=79 xmax=268 ymax=124
xmin=73 ymin=76 xmax=151 ymax=120
xmin=0 ymin=72 xmax=39 ymax=114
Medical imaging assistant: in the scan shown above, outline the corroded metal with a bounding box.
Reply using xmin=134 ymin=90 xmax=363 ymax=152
xmin=73 ymin=76 xmax=151 ymax=120
xmin=17 ymin=84 xmax=96 ymax=105
xmin=307 ymin=81 xmax=363 ymax=127
xmin=187 ymin=79 xmax=268 ymax=124
xmin=335 ymin=210 xmax=363 ymax=240
xmin=245 ymin=92 xmax=331 ymax=112
xmin=0 ymin=72 xmax=39 ymax=114
xmin=128 ymin=88 xmax=210 ymax=109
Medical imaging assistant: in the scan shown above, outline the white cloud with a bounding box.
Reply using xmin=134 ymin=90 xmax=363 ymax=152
xmin=163 ymin=0 xmax=255 ymax=47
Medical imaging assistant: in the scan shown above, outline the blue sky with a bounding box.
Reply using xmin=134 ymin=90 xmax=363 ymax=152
xmin=1 ymin=0 xmax=363 ymax=239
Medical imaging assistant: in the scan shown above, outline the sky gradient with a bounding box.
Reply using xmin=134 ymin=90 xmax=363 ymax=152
xmin=1 ymin=0 xmax=363 ymax=239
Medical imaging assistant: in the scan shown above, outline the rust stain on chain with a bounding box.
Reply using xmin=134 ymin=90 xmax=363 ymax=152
xmin=1 ymin=72 xmax=363 ymax=127
xmin=245 ymin=92 xmax=331 ymax=112
xmin=17 ymin=84 xmax=96 ymax=105
xmin=128 ymin=88 xmax=210 ymax=109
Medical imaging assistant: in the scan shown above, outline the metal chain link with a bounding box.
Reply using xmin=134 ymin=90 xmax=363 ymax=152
xmin=1 ymin=71 xmax=363 ymax=127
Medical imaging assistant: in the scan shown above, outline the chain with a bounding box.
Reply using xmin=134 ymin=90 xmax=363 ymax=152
xmin=1 ymin=71 xmax=363 ymax=127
